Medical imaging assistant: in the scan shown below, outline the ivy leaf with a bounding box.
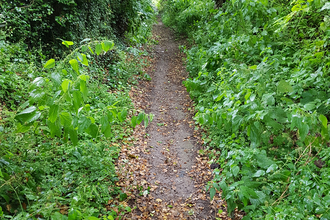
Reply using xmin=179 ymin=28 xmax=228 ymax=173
xmin=44 ymin=59 xmax=55 ymax=69
xmin=95 ymin=43 xmax=103 ymax=55
xmin=69 ymin=59 xmax=79 ymax=73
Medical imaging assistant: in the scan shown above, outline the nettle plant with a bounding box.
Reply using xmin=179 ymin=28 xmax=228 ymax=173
xmin=15 ymin=40 xmax=152 ymax=144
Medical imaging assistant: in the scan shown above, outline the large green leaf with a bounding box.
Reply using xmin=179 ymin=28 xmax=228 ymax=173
xmin=210 ymin=187 xmax=216 ymax=200
xmin=72 ymin=91 xmax=82 ymax=114
xmin=319 ymin=114 xmax=328 ymax=128
xmin=87 ymin=123 xmax=98 ymax=138
xmin=95 ymin=43 xmax=103 ymax=55
xmin=44 ymin=59 xmax=55 ymax=69
xmin=49 ymin=105 xmax=59 ymax=123
xmin=77 ymin=53 xmax=88 ymax=66
xmin=16 ymin=106 xmax=41 ymax=124
xmin=80 ymin=79 xmax=88 ymax=100
xmin=277 ymin=80 xmax=293 ymax=93
xmin=69 ymin=59 xmax=79 ymax=73
xmin=78 ymin=117 xmax=91 ymax=133
xmin=60 ymin=112 xmax=72 ymax=127
xmin=298 ymin=123 xmax=309 ymax=141
xmin=102 ymin=40 xmax=114 ymax=52
xmin=61 ymin=79 xmax=72 ymax=93
xmin=69 ymin=129 xmax=78 ymax=146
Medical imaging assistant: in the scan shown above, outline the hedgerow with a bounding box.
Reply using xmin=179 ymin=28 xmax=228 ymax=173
xmin=161 ymin=0 xmax=330 ymax=219
xmin=0 ymin=0 xmax=156 ymax=219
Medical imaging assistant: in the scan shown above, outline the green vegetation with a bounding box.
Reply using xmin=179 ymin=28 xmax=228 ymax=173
xmin=0 ymin=0 xmax=155 ymax=219
xmin=161 ymin=0 xmax=330 ymax=219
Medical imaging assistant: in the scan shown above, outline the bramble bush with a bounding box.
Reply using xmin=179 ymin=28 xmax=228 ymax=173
xmin=161 ymin=0 xmax=330 ymax=219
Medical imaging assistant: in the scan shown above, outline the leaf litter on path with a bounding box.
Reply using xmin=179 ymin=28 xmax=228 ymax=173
xmin=115 ymin=18 xmax=239 ymax=219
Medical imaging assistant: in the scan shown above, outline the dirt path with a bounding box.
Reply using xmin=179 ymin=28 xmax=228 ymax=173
xmin=145 ymin=19 xmax=214 ymax=217
xmin=117 ymin=18 xmax=233 ymax=219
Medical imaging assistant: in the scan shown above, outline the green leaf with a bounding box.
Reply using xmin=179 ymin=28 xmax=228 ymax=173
xmin=149 ymin=113 xmax=154 ymax=122
xmin=49 ymin=105 xmax=59 ymax=123
xmin=137 ymin=112 xmax=144 ymax=124
xmin=118 ymin=109 xmax=127 ymax=122
xmin=52 ymin=212 xmax=68 ymax=220
xmin=78 ymin=117 xmax=91 ymax=133
xmin=72 ymin=91 xmax=82 ymax=114
xmin=321 ymin=2 xmax=330 ymax=10
xmin=61 ymin=79 xmax=72 ymax=93
xmin=119 ymin=192 xmax=127 ymax=201
xmin=298 ymin=123 xmax=309 ymax=141
xmin=88 ymin=45 xmax=94 ymax=54
xmin=44 ymin=59 xmax=55 ymax=69
xmin=87 ymin=217 xmax=100 ymax=220
xmin=103 ymin=124 xmax=112 ymax=137
xmin=15 ymin=123 xmax=31 ymax=133
xmin=231 ymin=165 xmax=240 ymax=177
xmin=249 ymin=65 xmax=257 ymax=70
xmin=60 ymin=112 xmax=72 ymax=127
xmin=69 ymin=129 xmax=78 ymax=146
xmin=80 ymin=79 xmax=88 ymax=100
xmin=277 ymin=80 xmax=293 ymax=93
xmin=77 ymin=53 xmax=88 ymax=66
xmin=87 ymin=123 xmax=98 ymax=138
xmin=102 ymin=40 xmax=114 ymax=52
xmin=144 ymin=114 xmax=149 ymax=127
xmin=95 ymin=43 xmax=103 ymax=55
xmin=253 ymin=170 xmax=265 ymax=177
xmin=131 ymin=116 xmax=137 ymax=128
xmin=69 ymin=59 xmax=79 ymax=73
xmin=319 ymin=114 xmax=328 ymax=128
xmin=62 ymin=40 xmax=74 ymax=47
xmin=210 ymin=187 xmax=216 ymax=200
xmin=48 ymin=119 xmax=61 ymax=137
xmin=15 ymin=106 xmax=39 ymax=123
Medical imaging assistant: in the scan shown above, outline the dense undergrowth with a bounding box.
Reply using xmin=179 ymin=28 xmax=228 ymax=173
xmin=161 ymin=0 xmax=330 ymax=219
xmin=0 ymin=0 xmax=155 ymax=219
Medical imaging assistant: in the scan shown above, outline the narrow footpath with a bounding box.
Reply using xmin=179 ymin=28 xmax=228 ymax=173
xmin=117 ymin=18 xmax=232 ymax=219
